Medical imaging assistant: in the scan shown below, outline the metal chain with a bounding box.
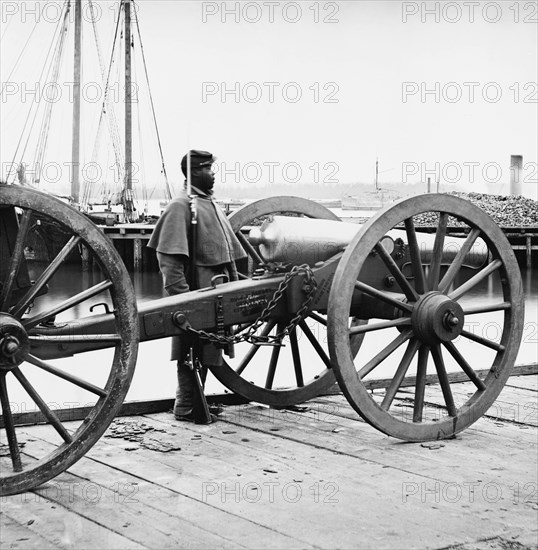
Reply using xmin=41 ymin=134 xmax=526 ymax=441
xmin=186 ymin=264 xmax=317 ymax=347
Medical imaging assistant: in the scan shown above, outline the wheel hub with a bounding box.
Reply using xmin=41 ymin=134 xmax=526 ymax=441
xmin=411 ymin=292 xmax=464 ymax=344
xmin=0 ymin=314 xmax=29 ymax=370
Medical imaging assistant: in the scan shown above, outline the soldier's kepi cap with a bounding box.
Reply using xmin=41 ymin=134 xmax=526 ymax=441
xmin=181 ymin=150 xmax=216 ymax=176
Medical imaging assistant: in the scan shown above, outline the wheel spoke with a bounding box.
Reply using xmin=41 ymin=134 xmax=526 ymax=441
xmin=427 ymin=212 xmax=448 ymax=291
xmin=459 ymin=329 xmax=505 ymax=352
xmin=10 ymin=235 xmax=82 ymax=318
xmin=28 ymin=334 xmax=121 ymax=344
xmin=24 ymin=353 xmax=108 ymax=397
xmin=448 ymin=259 xmax=502 ymax=301
xmin=381 ymin=338 xmax=420 ymax=410
xmin=23 ymin=280 xmax=113 ymax=330
xmin=349 ymin=317 xmax=410 ymax=336
xmin=0 ymin=373 xmax=23 ymax=472
xmin=12 ymin=367 xmax=72 ymax=443
xmin=289 ymin=328 xmax=304 ymax=387
xmin=236 ymin=231 xmax=263 ymax=266
xmin=1 ymin=210 xmax=32 ymax=311
xmin=234 ymin=322 xmax=256 ymax=335
xmin=299 ymin=320 xmax=332 ymax=370
xmin=463 ymin=301 xmax=511 ymax=315
xmin=264 ymin=324 xmax=284 ymax=389
xmin=374 ymin=241 xmax=419 ymax=302
xmin=413 ymin=345 xmax=429 ymax=422
xmin=404 ymin=217 xmax=427 ymax=294
xmin=355 ymin=281 xmax=412 ymax=313
xmin=236 ymin=320 xmax=276 ymax=375
xmin=431 ymin=344 xmax=457 ymax=416
xmin=438 ymin=228 xmax=481 ymax=294
xmin=442 ymin=341 xmax=486 ymax=391
xmin=358 ymin=330 xmax=413 ymax=379
xmin=308 ymin=312 xmax=327 ymax=326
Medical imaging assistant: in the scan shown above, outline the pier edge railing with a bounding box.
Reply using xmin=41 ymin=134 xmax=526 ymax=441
xmin=4 ymin=363 xmax=537 ymax=428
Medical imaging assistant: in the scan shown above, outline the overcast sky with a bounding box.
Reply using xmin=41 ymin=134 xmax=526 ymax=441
xmin=1 ymin=1 xmax=537 ymax=198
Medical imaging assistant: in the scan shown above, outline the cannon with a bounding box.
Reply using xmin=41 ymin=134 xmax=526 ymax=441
xmin=0 ymin=186 xmax=524 ymax=495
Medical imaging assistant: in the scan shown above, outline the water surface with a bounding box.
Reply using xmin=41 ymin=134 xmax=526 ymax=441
xmin=5 ymin=263 xmax=537 ymax=413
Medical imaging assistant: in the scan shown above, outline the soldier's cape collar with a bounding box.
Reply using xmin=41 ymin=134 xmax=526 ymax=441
xmin=186 ymin=184 xmax=214 ymax=198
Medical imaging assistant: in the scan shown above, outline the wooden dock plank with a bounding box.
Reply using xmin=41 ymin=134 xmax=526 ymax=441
xmin=6 ymin=368 xmax=536 ymax=429
xmin=1 ymin=494 xmax=145 ymax=549
xmin=209 ymin=386 xmax=538 ymax=517
xmin=0 ymin=512 xmax=58 ymax=550
xmin=143 ymin=406 xmax=538 ymax=549
xmin=311 ymin=393 xmax=538 ymax=452
xmin=505 ymin=376 xmax=538 ymax=392
xmin=392 ymin=380 xmax=538 ymax=427
xmin=88 ymin=417 xmax=450 ymax=549
xmin=137 ymin=406 xmax=532 ymax=548
xmin=218 ymin=399 xmax=536 ymax=489
xmin=1 ymin=376 xmax=537 ymax=549
xmin=27 ymin=469 xmax=245 ymax=550
xmin=9 ymin=418 xmax=451 ymax=549
xmin=9 ymin=426 xmax=309 ymax=550
xmin=211 ymin=416 xmax=537 ymax=547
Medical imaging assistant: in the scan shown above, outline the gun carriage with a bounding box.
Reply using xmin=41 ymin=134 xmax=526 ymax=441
xmin=0 ymin=186 xmax=523 ymax=495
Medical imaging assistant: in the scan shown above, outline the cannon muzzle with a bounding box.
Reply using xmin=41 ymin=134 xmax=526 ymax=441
xmin=248 ymin=216 xmax=488 ymax=268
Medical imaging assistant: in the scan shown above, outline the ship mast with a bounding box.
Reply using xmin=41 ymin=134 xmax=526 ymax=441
xmin=70 ymin=0 xmax=82 ymax=203
xmin=123 ymin=0 xmax=134 ymax=220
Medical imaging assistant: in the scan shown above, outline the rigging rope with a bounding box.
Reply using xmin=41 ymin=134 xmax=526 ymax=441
xmin=133 ymin=42 xmax=148 ymax=209
xmin=99 ymin=0 xmax=125 ymax=189
xmin=0 ymin=20 xmax=39 ymax=97
xmin=0 ymin=7 xmax=15 ymax=44
xmin=32 ymin=3 xmax=71 ymax=186
xmin=133 ymin=0 xmax=172 ymax=201
xmin=112 ymin=11 xmax=125 ymax=201
xmin=82 ymin=0 xmax=125 ymax=205
xmin=9 ymin=2 xmax=68 ymax=183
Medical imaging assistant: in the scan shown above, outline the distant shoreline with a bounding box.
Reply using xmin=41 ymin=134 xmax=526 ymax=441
xmin=26 ymin=181 xmax=537 ymax=202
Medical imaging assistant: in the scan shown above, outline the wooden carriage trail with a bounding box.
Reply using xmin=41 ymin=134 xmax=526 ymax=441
xmin=1 ymin=373 xmax=537 ymax=550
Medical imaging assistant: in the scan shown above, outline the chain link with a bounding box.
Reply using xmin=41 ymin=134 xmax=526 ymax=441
xmin=186 ymin=264 xmax=317 ymax=347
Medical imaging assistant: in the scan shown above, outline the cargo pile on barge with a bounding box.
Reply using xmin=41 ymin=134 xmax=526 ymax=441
xmin=413 ymin=192 xmax=538 ymax=227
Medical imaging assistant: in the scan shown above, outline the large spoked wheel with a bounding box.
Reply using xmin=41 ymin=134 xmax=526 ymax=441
xmin=209 ymin=196 xmax=365 ymax=407
xmin=328 ymin=194 xmax=524 ymax=441
xmin=0 ymin=186 xmax=138 ymax=495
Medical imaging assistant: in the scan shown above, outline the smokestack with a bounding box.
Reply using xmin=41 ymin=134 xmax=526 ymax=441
xmin=510 ymin=155 xmax=523 ymax=196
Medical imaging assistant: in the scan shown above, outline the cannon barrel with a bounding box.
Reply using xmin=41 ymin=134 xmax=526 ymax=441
xmin=249 ymin=216 xmax=488 ymax=268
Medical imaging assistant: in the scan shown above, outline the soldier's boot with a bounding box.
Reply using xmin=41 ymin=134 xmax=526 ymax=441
xmin=191 ymin=358 xmax=213 ymax=424
xmin=174 ymin=360 xmax=214 ymax=424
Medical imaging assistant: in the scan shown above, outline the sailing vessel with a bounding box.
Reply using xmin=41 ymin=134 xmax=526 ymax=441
xmin=341 ymin=159 xmax=401 ymax=210
xmin=5 ymin=0 xmax=172 ymax=224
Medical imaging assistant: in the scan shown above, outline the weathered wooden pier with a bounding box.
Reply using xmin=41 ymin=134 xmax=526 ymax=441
xmin=84 ymin=223 xmax=157 ymax=272
xmin=1 ymin=373 xmax=537 ymax=550
xmin=503 ymin=227 xmax=538 ymax=268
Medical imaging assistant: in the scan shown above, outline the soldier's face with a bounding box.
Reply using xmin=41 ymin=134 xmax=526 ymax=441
xmin=193 ymin=166 xmax=215 ymax=193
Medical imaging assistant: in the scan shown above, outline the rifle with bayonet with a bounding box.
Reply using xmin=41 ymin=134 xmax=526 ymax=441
xmin=186 ymin=151 xmax=213 ymax=424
